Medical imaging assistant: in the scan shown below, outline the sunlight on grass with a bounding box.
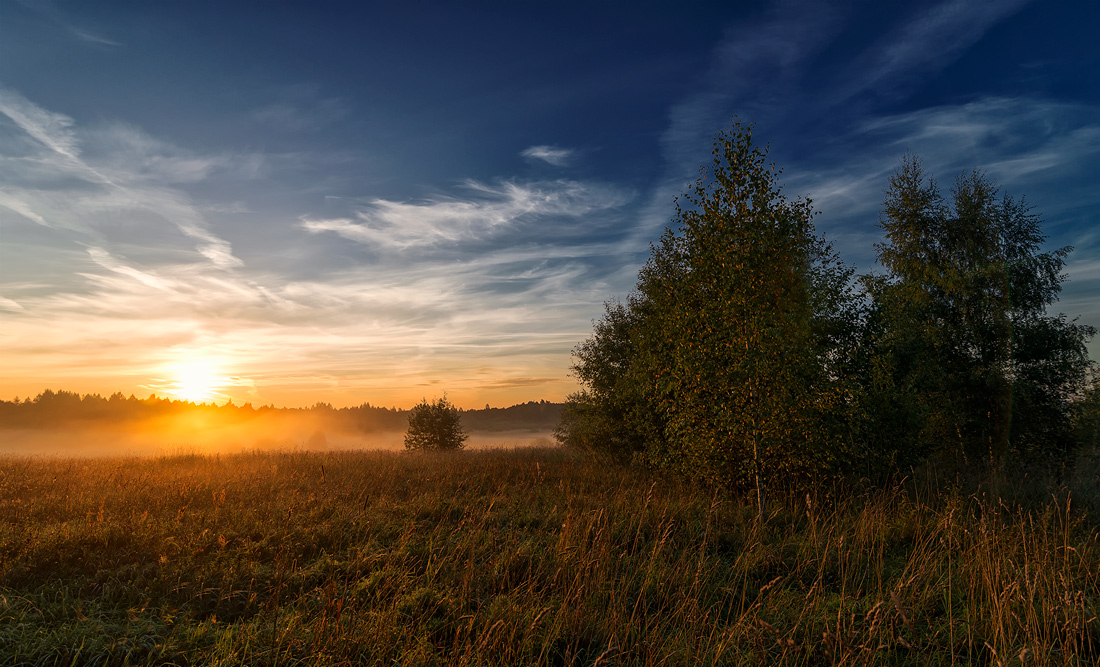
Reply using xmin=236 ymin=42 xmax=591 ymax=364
xmin=1 ymin=448 xmax=1098 ymax=665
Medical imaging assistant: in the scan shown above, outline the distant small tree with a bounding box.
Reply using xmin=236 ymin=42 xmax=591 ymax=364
xmin=404 ymin=396 xmax=468 ymax=451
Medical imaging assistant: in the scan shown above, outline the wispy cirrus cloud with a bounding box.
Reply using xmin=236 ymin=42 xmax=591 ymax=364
xmin=251 ymin=99 xmax=348 ymax=133
xmin=787 ymin=97 xmax=1100 ymax=243
xmin=0 ymin=86 xmax=248 ymax=268
xmin=842 ymin=0 xmax=1031 ymax=101
xmin=3 ymin=236 xmax=612 ymax=407
xmin=0 ymin=87 xmax=634 ymax=407
xmin=776 ymin=94 xmax=1100 ymax=357
xmin=623 ymin=0 xmax=843 ymax=246
xmin=83 ymin=123 xmax=261 ymax=184
xmin=0 ymin=295 xmax=24 ymax=312
xmin=520 ymin=145 xmax=575 ymax=166
xmin=0 ymin=88 xmax=80 ymax=159
xmin=301 ymin=179 xmax=630 ymax=250
xmin=855 ymin=98 xmax=1100 ymax=180
xmin=636 ymin=0 xmax=1097 ymax=355
xmin=648 ymin=0 xmax=1036 ymax=239
xmin=15 ymin=0 xmax=122 ymax=49
xmin=660 ymin=0 xmax=840 ymax=173
xmin=250 ymin=84 xmax=349 ymax=134
xmin=71 ymin=27 xmax=121 ymax=48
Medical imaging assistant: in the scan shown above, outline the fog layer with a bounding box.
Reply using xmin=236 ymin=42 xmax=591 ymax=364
xmin=0 ymin=412 xmax=553 ymax=458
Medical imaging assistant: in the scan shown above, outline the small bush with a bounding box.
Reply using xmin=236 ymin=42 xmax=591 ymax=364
xmin=404 ymin=396 xmax=468 ymax=451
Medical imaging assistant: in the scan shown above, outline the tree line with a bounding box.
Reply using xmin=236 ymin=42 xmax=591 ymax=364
xmin=555 ymin=122 xmax=1098 ymax=514
xmin=0 ymin=390 xmax=562 ymax=434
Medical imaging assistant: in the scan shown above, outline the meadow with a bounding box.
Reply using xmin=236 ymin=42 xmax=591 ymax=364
xmin=1 ymin=446 xmax=1098 ymax=666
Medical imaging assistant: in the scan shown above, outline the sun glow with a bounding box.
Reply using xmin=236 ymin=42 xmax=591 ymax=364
xmin=168 ymin=359 xmax=225 ymax=404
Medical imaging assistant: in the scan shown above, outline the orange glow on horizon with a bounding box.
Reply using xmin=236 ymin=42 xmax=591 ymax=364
xmin=165 ymin=357 xmax=226 ymax=404
xmin=0 ymin=359 xmax=578 ymax=411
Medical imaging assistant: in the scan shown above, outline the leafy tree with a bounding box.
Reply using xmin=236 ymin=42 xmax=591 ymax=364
xmin=1074 ymin=377 xmax=1100 ymax=451
xmin=554 ymin=299 xmax=654 ymax=460
xmin=861 ymin=156 xmax=1095 ymax=465
xmin=404 ymin=396 xmax=468 ymax=451
xmin=636 ymin=123 xmax=857 ymax=511
xmin=559 ymin=122 xmax=859 ymax=516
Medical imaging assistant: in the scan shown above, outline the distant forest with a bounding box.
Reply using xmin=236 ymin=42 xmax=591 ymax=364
xmin=0 ymin=389 xmax=562 ymax=433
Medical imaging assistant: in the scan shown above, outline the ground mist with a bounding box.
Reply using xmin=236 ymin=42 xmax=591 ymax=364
xmin=1 ymin=447 xmax=1098 ymax=665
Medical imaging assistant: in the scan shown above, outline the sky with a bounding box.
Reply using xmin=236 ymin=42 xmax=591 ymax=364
xmin=1 ymin=0 xmax=1098 ymax=410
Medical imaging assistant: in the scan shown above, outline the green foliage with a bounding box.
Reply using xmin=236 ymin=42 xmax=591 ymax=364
xmin=404 ymin=396 xmax=468 ymax=451
xmin=860 ymin=156 xmax=1095 ymax=466
xmin=631 ymin=124 xmax=857 ymax=493
xmin=560 ymin=127 xmax=1095 ymax=487
xmin=1074 ymin=378 xmax=1100 ymax=450
xmin=554 ymin=300 xmax=654 ymax=459
xmin=560 ymin=121 xmax=859 ymax=503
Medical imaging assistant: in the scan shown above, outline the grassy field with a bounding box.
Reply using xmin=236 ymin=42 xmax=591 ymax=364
xmin=1 ymin=447 xmax=1098 ymax=666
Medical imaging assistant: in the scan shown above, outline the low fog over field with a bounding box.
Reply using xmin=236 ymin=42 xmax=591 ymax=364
xmin=0 ymin=423 xmax=555 ymax=458
xmin=0 ymin=391 xmax=559 ymax=457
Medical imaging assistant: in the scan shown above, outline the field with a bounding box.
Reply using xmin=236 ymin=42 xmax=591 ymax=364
xmin=1 ymin=447 xmax=1099 ymax=666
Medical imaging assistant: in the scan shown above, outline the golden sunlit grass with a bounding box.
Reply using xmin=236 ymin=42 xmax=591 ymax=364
xmin=1 ymin=448 xmax=1099 ymax=665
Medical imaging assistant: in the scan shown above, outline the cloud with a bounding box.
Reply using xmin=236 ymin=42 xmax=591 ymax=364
xmin=14 ymin=0 xmax=122 ymax=48
xmin=0 ymin=88 xmax=632 ymax=406
xmin=661 ymin=0 xmax=840 ymax=172
xmin=639 ymin=0 xmax=1036 ymax=247
xmin=86 ymin=247 xmax=174 ymax=291
xmin=71 ymin=28 xmax=122 ymax=48
xmin=301 ymin=179 xmax=630 ymax=250
xmin=843 ymin=0 xmax=1031 ymax=101
xmin=639 ymin=1 xmax=1097 ymax=355
xmin=250 ymin=84 xmax=348 ymax=134
xmin=0 ymin=86 xmax=83 ymax=162
xmin=3 ymin=235 xmax=610 ymax=406
xmin=791 ymin=97 xmax=1100 ymax=220
xmin=83 ymin=124 xmax=242 ymax=184
xmin=477 ymin=377 xmax=558 ymax=389
xmin=0 ymin=296 xmax=25 ymax=312
xmin=0 ymin=191 xmax=50 ymax=226
xmin=251 ymin=99 xmax=348 ymax=133
xmin=520 ymin=145 xmax=575 ymax=166
xmin=854 ymin=98 xmax=1100 ymax=183
xmin=767 ymin=94 xmax=1100 ymax=361
xmin=620 ymin=0 xmax=844 ymax=247
xmin=0 ymin=86 xmax=246 ymax=268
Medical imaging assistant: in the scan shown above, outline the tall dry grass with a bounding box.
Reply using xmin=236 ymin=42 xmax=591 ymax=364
xmin=0 ymin=447 xmax=1097 ymax=665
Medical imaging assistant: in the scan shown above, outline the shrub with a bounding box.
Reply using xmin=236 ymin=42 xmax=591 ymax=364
xmin=404 ymin=396 xmax=468 ymax=451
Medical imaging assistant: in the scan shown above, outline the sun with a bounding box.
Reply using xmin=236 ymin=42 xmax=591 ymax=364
xmin=169 ymin=359 xmax=224 ymax=404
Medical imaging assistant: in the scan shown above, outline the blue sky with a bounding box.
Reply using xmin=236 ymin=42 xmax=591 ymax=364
xmin=1 ymin=0 xmax=1097 ymax=409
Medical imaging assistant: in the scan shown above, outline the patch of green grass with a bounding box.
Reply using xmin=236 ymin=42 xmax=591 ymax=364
xmin=1 ymin=447 xmax=1098 ymax=665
